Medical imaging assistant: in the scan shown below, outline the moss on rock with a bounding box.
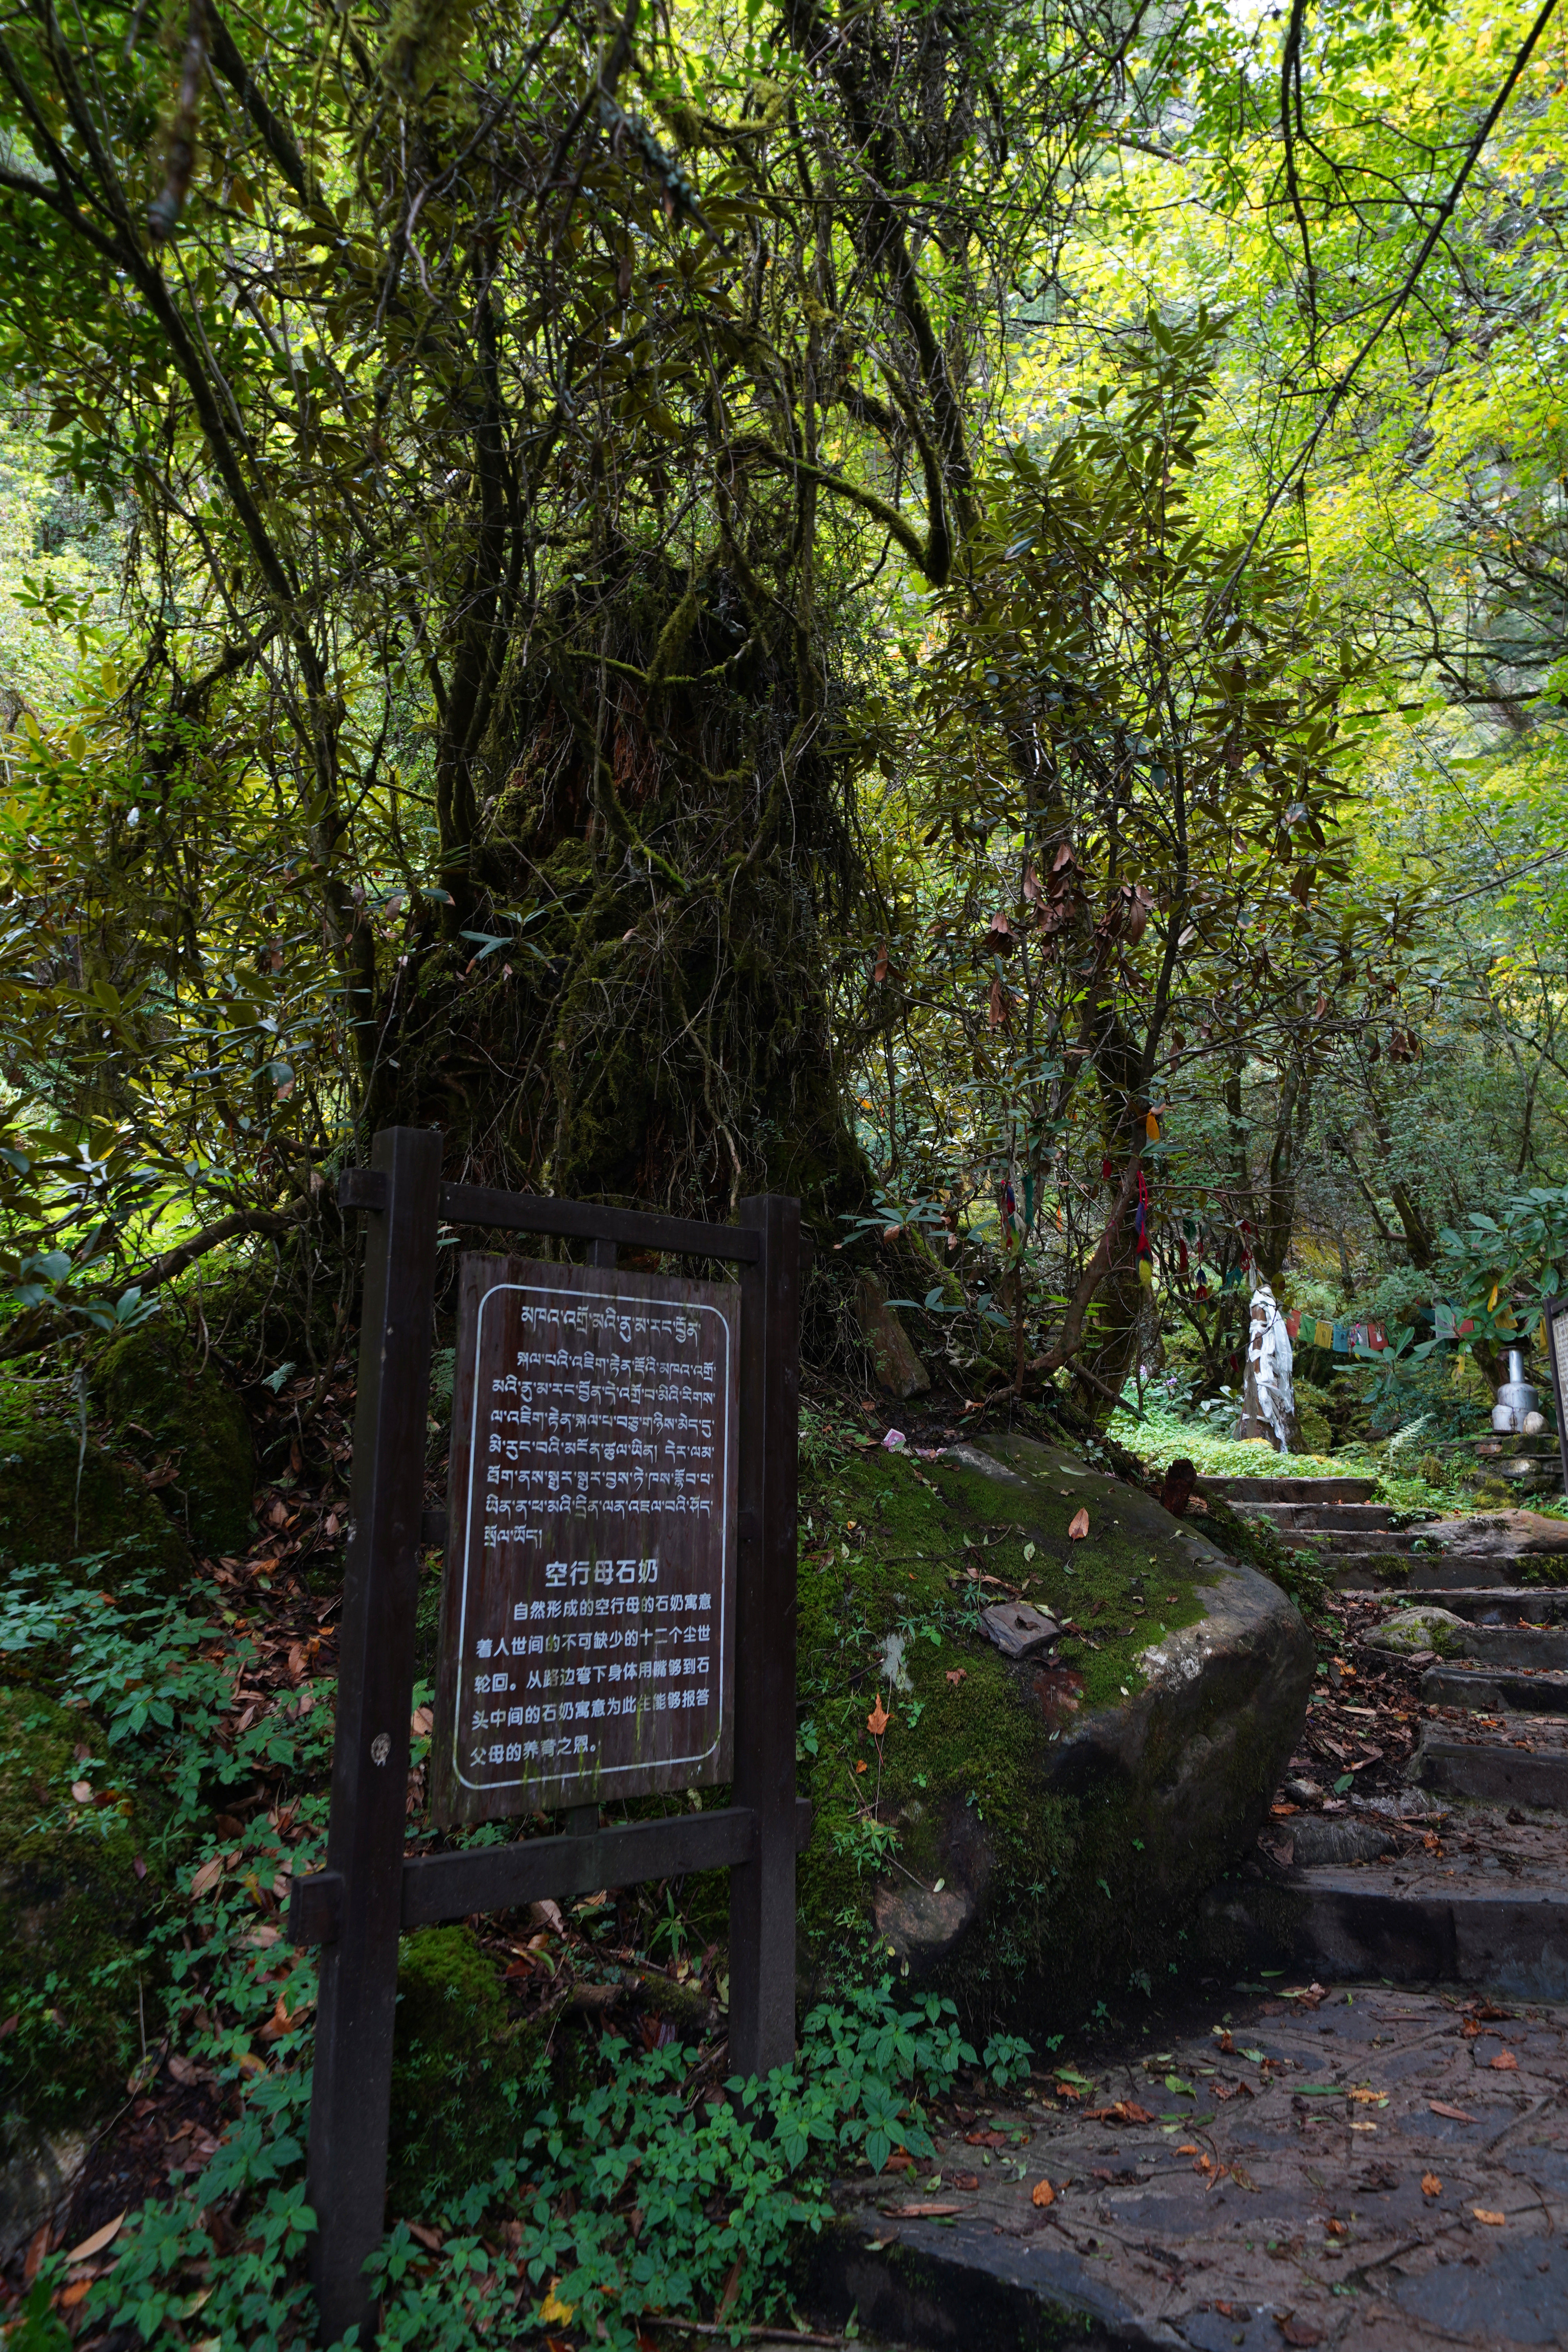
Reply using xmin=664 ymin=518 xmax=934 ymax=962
xmin=92 ymin=1324 xmax=254 ymax=1557
xmin=387 ymin=1926 xmax=538 ymax=2209
xmin=0 ymin=1686 xmax=163 ymax=2132
xmin=795 ymin=1431 xmax=1312 ymax=2035
xmin=0 ymin=1381 xmax=188 ymax=1590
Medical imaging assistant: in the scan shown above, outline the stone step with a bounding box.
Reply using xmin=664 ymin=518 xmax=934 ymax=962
xmin=1400 ymin=1587 xmax=1568 ymax=1623
xmin=1331 ymin=1556 xmax=1542 ymax=1593
xmin=1242 ymin=1499 xmax=1401 ymax=1532
xmin=1412 ymin=1735 xmax=1568 ymax=1809
xmin=1203 ymin=1474 xmax=1377 ymax=1503
xmin=1202 ymin=1870 xmax=1568 ymax=1998
xmin=1435 ymin=1624 xmax=1568 ymax=1672
xmin=1422 ymin=1662 xmax=1568 ymax=1713
xmin=1278 ymin=1526 xmax=1432 ymax=1553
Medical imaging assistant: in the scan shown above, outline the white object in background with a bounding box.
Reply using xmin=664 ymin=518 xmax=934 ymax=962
xmin=1240 ymin=1283 xmax=1296 ymax=1452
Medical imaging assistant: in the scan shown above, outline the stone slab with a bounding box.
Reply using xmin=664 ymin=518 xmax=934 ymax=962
xmin=1412 ymin=1737 xmax=1568 ymax=1809
xmin=1201 ymin=1476 xmax=1377 ymax=1502
xmin=1200 ymin=1869 xmax=1568 ymax=1996
xmin=804 ymin=1982 xmax=1568 ymax=2352
xmin=1423 ymin=1664 xmax=1568 ymax=1714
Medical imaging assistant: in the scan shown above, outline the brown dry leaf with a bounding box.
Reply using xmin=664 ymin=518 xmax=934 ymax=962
xmin=1473 ymin=2207 xmax=1506 ymax=2227
xmin=1421 ymin=2173 xmax=1442 ymax=2197
xmin=410 ymin=1706 xmax=434 ymax=1738
xmin=966 ymin=2129 xmax=1008 ymax=2149
xmin=1489 ymin=2050 xmax=1519 ymax=2071
xmin=715 ymin=2257 xmax=744 ymax=2323
xmin=407 ymin=2221 xmax=444 ymax=2252
xmin=946 ymin=1668 xmax=967 ymax=1687
xmin=1277 ymin=2320 xmax=1323 ymax=2348
xmin=884 ymin=2151 xmax=914 ymax=2172
xmin=951 ymin=2172 xmax=980 ymax=2192
xmin=853 ymin=1759 xmax=867 ymax=1775
xmin=1429 ymin=2100 xmax=1479 ymax=2123
xmin=189 ymin=1856 xmax=224 ymax=1898
xmin=889 ymin=2202 xmax=960 ymax=2218
xmin=1031 ymin=2179 xmax=1055 ymax=2209
xmin=867 ymin=1696 xmax=890 ymax=1738
xmin=1348 ymin=2088 xmax=1387 ymax=2105
xmin=65 ymin=2210 xmax=126 ymax=2265
xmin=1068 ymin=1508 xmax=1090 ymax=1541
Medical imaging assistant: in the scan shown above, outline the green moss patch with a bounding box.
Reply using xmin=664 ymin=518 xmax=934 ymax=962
xmin=92 ymin=1323 xmax=255 ymax=1557
xmin=387 ymin=1926 xmax=540 ymax=2207
xmin=0 ymin=1685 xmax=165 ymax=2130
xmin=0 ymin=1379 xmax=188 ymax=1589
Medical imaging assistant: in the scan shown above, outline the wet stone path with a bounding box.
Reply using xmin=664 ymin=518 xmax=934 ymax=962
xmin=806 ymin=1982 xmax=1568 ymax=2349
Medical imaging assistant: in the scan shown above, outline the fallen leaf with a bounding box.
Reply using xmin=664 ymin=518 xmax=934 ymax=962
xmin=1175 ymin=2142 xmax=1199 ymax=2155
xmin=1472 ymin=2207 xmax=1506 ymax=2227
xmin=58 ymin=2280 xmax=91 ymax=2309
xmin=23 ymin=2223 xmax=47 ymax=2283
xmin=884 ymin=2151 xmax=914 ymax=2172
xmin=946 ymin=1669 xmax=967 ymax=1687
xmin=1031 ymin=2179 xmax=1055 ymax=2208
xmin=1068 ymin=1508 xmax=1090 ymax=1541
xmin=71 ymin=1779 xmax=92 ymax=1803
xmin=1489 ymin=2051 xmax=1519 ymax=2071
xmin=887 ymin=2202 xmax=960 ymax=2218
xmin=966 ymin=2129 xmax=1008 ymax=2149
xmin=854 ymin=1759 xmax=868 ymax=1774
xmin=1429 ymin=2100 xmax=1479 ymax=2123
xmin=537 ymin=2278 xmax=576 ymax=2326
xmin=189 ymin=1856 xmax=224 ymax=1898
xmin=715 ymin=2257 xmax=744 ymax=2322
xmin=867 ymin=1696 xmax=889 ymax=1738
xmin=951 ymin=2171 xmax=980 ymax=2191
xmin=410 ymin=1706 xmax=433 ymax=1738
xmin=66 ymin=2210 xmax=126 ymax=2264
xmin=1277 ymin=2319 xmax=1322 ymax=2348
xmin=1348 ymin=2089 xmax=1387 ymax=2105
xmin=1421 ymin=2173 xmax=1442 ymax=2197
xmin=166 ymin=2053 xmax=208 ymax=2086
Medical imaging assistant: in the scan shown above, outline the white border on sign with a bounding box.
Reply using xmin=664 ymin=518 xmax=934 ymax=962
xmin=449 ymin=1276 xmax=733 ymax=1796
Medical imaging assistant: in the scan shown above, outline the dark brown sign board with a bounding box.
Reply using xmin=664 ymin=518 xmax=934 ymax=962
xmin=284 ymin=1132 xmax=804 ymax=2350
xmin=1547 ymin=1292 xmax=1568 ymax=1498
xmin=432 ymin=1254 xmax=739 ymax=1822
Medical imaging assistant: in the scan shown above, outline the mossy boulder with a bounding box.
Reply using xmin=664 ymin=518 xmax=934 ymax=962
xmin=92 ymin=1324 xmax=254 ymax=1557
xmin=1365 ymin=1605 xmax=1470 ymax=1656
xmin=387 ymin=1926 xmax=539 ymax=2210
xmin=795 ymin=1431 xmax=1313 ymax=2033
xmin=0 ymin=1382 xmax=188 ymax=1589
xmin=0 ymin=1686 xmax=163 ymax=2134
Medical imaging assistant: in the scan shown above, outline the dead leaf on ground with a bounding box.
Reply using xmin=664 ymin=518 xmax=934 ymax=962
xmin=1429 ymin=2100 xmax=1479 ymax=2123
xmin=951 ymin=2172 xmax=980 ymax=2191
xmin=1031 ymin=2179 xmax=1055 ymax=2208
xmin=1489 ymin=2050 xmax=1519 ymax=2071
xmin=887 ymin=2202 xmax=961 ymax=2218
xmin=1277 ymin=2319 xmax=1322 ymax=2348
xmin=65 ymin=2211 xmax=126 ymax=2265
xmin=1421 ymin=2173 xmax=1442 ymax=2197
xmin=189 ymin=1856 xmax=224 ymax=1898
xmin=867 ymin=1696 xmax=889 ymax=1738
xmin=410 ymin=1706 xmax=433 ymax=1737
xmin=1473 ymin=2207 xmax=1506 ymax=2226
xmin=966 ymin=2129 xmax=1008 ymax=2149
xmin=1068 ymin=1507 xmax=1090 ymax=1541
xmin=946 ymin=1669 xmax=967 ymax=1687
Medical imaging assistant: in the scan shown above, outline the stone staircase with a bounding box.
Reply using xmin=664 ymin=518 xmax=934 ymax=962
xmin=1199 ymin=1468 xmax=1568 ymax=1996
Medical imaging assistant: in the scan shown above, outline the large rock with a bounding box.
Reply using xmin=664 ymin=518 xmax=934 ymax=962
xmin=797 ymin=1431 xmax=1314 ymax=2031
xmin=92 ymin=1321 xmax=254 ymax=1557
xmin=0 ymin=1382 xmax=188 ymax=1588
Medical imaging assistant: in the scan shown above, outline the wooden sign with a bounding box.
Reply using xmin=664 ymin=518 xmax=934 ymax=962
xmin=431 ymin=1253 xmax=739 ymax=1824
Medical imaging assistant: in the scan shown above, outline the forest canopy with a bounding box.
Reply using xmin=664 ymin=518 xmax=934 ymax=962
xmin=0 ymin=0 xmax=1562 ymax=1419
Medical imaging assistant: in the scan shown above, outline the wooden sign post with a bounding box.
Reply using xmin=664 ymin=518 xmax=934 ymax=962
xmin=288 ymin=1130 xmax=804 ymax=2346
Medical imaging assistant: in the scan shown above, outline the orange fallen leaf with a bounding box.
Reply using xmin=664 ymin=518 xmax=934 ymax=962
xmin=867 ymin=1696 xmax=889 ymax=1738
xmin=1068 ymin=1508 xmax=1090 ymax=1541
xmin=1175 ymin=2142 xmax=1199 ymax=2155
xmin=1489 ymin=2050 xmax=1519 ymax=2071
xmin=1428 ymin=2100 xmax=1479 ymax=2123
xmin=1031 ymin=2179 xmax=1055 ymax=2208
xmin=1421 ymin=2173 xmax=1442 ymax=2197
xmin=58 ymin=2280 xmax=92 ymax=2309
xmin=946 ymin=1668 xmax=967 ymax=1687
xmin=1473 ymin=2207 xmax=1506 ymax=2227
xmin=410 ymin=1706 xmax=433 ymax=1737
xmin=888 ymin=2201 xmax=960 ymax=2217
xmin=853 ymin=1760 xmax=867 ymax=1774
